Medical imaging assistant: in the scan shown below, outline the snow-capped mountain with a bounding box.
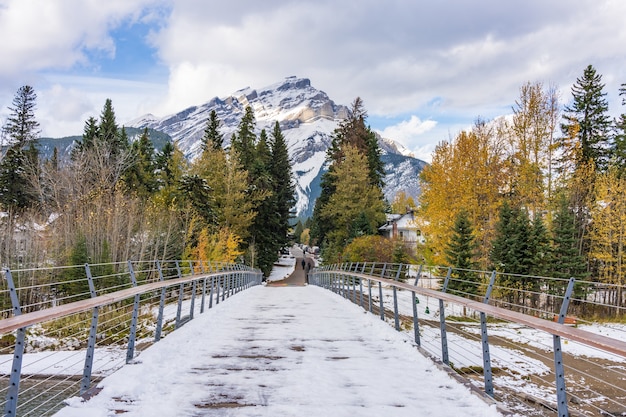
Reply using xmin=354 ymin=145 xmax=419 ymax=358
xmin=129 ymin=76 xmax=427 ymax=218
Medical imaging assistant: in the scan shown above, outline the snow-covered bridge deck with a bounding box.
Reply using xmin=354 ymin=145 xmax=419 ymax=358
xmin=55 ymin=285 xmax=501 ymax=417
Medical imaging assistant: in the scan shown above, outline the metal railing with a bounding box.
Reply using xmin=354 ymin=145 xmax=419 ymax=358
xmin=310 ymin=263 xmax=626 ymax=417
xmin=0 ymin=260 xmax=262 ymax=416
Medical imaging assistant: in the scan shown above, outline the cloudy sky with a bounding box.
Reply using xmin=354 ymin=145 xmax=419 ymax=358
xmin=1 ymin=0 xmax=625 ymax=162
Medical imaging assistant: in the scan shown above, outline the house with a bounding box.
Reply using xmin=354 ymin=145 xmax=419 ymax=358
xmin=378 ymin=209 xmax=425 ymax=246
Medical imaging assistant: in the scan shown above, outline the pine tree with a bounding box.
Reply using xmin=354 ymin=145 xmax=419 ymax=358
xmin=123 ymin=128 xmax=156 ymax=195
xmin=491 ymin=202 xmax=536 ymax=275
xmin=550 ymin=195 xmax=588 ymax=289
xmin=445 ymin=210 xmax=479 ymax=295
xmin=71 ymin=117 xmax=98 ymax=159
xmin=311 ymin=98 xmax=385 ymax=250
xmin=529 ymin=213 xmax=551 ymax=277
xmin=560 ymin=65 xmax=612 ymax=171
xmin=319 ymin=145 xmax=386 ymax=262
xmin=2 ymin=85 xmax=40 ymax=146
xmin=0 ymin=85 xmax=41 ymax=211
xmin=248 ymin=130 xmax=277 ymax=276
xmin=202 ymin=110 xmax=224 ymax=151
xmin=613 ymin=83 xmax=626 ymax=177
xmin=231 ymin=106 xmax=257 ymax=172
xmin=269 ymin=121 xmax=296 ymax=250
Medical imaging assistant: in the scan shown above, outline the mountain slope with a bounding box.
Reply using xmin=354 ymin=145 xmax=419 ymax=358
xmin=129 ymin=76 xmax=427 ymax=217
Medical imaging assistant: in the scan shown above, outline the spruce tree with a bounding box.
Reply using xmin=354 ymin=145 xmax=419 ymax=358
xmin=311 ymin=98 xmax=385 ymax=250
xmin=0 ymin=85 xmax=41 ymax=211
xmin=248 ymin=130 xmax=277 ymax=276
xmin=560 ymin=65 xmax=612 ymax=171
xmin=123 ymin=128 xmax=156 ymax=195
xmin=269 ymin=121 xmax=296 ymax=250
xmin=613 ymin=83 xmax=626 ymax=176
xmin=445 ymin=210 xmax=479 ymax=295
xmin=550 ymin=195 xmax=588 ymax=281
xmin=2 ymin=85 xmax=40 ymax=146
xmin=202 ymin=110 xmax=224 ymax=151
xmin=231 ymin=106 xmax=257 ymax=172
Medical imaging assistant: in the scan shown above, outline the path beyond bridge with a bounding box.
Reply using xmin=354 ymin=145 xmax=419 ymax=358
xmin=54 ymin=285 xmax=501 ymax=417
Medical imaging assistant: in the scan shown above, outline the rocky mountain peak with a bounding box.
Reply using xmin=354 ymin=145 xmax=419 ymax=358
xmin=129 ymin=77 xmax=426 ymax=218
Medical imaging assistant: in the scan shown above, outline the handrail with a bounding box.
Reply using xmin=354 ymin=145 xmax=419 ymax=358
xmin=310 ymin=263 xmax=626 ymax=417
xmin=0 ymin=261 xmax=263 ymax=417
xmin=336 ymin=271 xmax=626 ymax=358
xmin=0 ymin=271 xmax=250 ymax=335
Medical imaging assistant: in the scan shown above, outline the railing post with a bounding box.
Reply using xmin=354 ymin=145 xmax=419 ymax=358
xmin=209 ymin=275 xmax=215 ymax=309
xmin=379 ymin=263 xmax=386 ymax=321
xmin=439 ymin=267 xmax=452 ymax=365
xmin=554 ymin=277 xmax=575 ymax=417
xmin=154 ymin=261 xmax=166 ymax=342
xmin=200 ymin=262 xmax=206 ymax=314
xmin=3 ymin=267 xmax=25 ymax=417
xmin=189 ymin=261 xmax=196 ymax=320
xmin=126 ymin=261 xmax=140 ymax=364
xmin=412 ymin=265 xmax=423 ymax=346
xmin=175 ymin=261 xmax=184 ymax=329
xmin=216 ymin=272 xmax=221 ymax=305
xmin=368 ymin=264 xmax=375 ymax=313
xmin=359 ymin=263 xmax=366 ymax=308
xmin=81 ymin=263 xmax=99 ymax=394
xmin=393 ymin=264 xmax=403 ymax=331
xmin=481 ymin=270 xmax=497 ymax=397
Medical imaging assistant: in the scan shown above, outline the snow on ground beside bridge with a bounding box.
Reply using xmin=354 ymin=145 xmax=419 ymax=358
xmin=54 ymin=285 xmax=502 ymax=417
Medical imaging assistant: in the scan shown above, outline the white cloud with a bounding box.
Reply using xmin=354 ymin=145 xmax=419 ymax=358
xmin=379 ymin=116 xmax=437 ymax=146
xmin=3 ymin=0 xmax=626 ymax=146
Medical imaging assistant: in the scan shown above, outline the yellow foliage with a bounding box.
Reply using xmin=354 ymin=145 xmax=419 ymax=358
xmin=419 ymin=124 xmax=506 ymax=267
xmin=391 ymin=190 xmax=417 ymax=213
xmin=190 ymin=227 xmax=243 ymax=263
xmin=589 ymin=168 xmax=626 ymax=286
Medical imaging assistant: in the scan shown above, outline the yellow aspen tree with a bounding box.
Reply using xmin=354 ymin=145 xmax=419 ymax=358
xmin=419 ymin=121 xmax=507 ymax=267
xmin=589 ymin=168 xmax=626 ymax=297
xmin=508 ymin=82 xmax=554 ymax=214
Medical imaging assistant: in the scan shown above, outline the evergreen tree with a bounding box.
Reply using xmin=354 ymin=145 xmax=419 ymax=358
xmin=202 ymin=110 xmax=224 ymax=151
xmin=445 ymin=210 xmax=479 ymax=295
xmin=319 ymin=145 xmax=386 ymax=262
xmin=99 ymin=99 xmax=129 ymax=156
xmin=550 ymin=195 xmax=588 ymax=280
xmin=123 ymin=128 xmax=156 ymax=195
xmin=231 ymin=106 xmax=257 ymax=172
xmin=327 ymin=97 xmax=385 ymax=188
xmin=529 ymin=213 xmax=551 ymax=277
xmin=613 ymin=83 xmax=626 ymax=176
xmin=293 ymin=220 xmax=304 ymax=244
xmin=154 ymin=141 xmax=178 ymax=188
xmin=0 ymin=147 xmax=33 ymax=210
xmin=549 ymin=194 xmax=590 ymax=302
xmin=71 ymin=117 xmax=99 ymax=158
xmin=560 ymin=65 xmax=612 ymax=171
xmin=269 ymin=121 xmax=296 ymax=250
xmin=0 ymin=85 xmax=41 ymax=211
xmin=248 ymin=130 xmax=277 ymax=276
xmin=178 ymin=174 xmax=215 ymax=225
xmin=2 ymin=85 xmax=40 ymax=146
xmin=311 ymin=98 xmax=385 ymax=249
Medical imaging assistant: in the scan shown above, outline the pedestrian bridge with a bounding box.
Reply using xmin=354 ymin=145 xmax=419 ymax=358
xmin=0 ymin=260 xmax=625 ymax=416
